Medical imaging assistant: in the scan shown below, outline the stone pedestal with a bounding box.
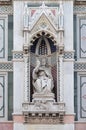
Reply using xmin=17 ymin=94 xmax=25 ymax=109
xmin=33 ymin=93 xmax=55 ymax=101
xmin=32 ymin=93 xmax=55 ymax=111
xmin=22 ymin=93 xmax=65 ymax=124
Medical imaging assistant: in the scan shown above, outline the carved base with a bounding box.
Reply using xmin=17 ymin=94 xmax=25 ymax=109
xmin=22 ymin=101 xmax=65 ymax=124
xmin=22 ymin=93 xmax=65 ymax=124
xmin=23 ymin=112 xmax=64 ymax=124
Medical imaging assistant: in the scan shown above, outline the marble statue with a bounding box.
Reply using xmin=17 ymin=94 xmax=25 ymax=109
xmin=32 ymin=59 xmax=54 ymax=94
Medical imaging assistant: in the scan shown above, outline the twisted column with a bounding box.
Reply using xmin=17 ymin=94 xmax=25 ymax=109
xmin=24 ymin=53 xmax=29 ymax=102
xmin=59 ymin=55 xmax=64 ymax=102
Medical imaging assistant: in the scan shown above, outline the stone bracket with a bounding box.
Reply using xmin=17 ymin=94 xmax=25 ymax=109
xmin=23 ymin=112 xmax=65 ymax=124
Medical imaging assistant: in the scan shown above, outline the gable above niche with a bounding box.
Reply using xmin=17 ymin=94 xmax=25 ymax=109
xmin=30 ymin=13 xmax=58 ymax=35
xmin=28 ymin=2 xmax=59 ymax=32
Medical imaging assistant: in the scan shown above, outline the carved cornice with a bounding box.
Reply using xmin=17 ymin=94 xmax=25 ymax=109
xmin=75 ymin=0 xmax=86 ymax=5
xmin=0 ymin=0 xmax=12 ymax=5
xmin=23 ymin=113 xmax=64 ymax=124
xmin=13 ymin=0 xmax=74 ymax=1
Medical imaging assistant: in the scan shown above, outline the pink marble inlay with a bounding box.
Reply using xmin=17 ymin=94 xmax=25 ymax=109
xmin=75 ymin=122 xmax=86 ymax=130
xmin=0 ymin=122 xmax=13 ymax=130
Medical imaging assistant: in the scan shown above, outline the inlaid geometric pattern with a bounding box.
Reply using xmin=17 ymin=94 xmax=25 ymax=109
xmin=74 ymin=6 xmax=86 ymax=13
xmin=64 ymin=52 xmax=74 ymax=59
xmin=0 ymin=62 xmax=13 ymax=71
xmin=13 ymin=53 xmax=23 ymax=59
xmin=0 ymin=6 xmax=13 ymax=14
xmin=74 ymin=62 xmax=86 ymax=71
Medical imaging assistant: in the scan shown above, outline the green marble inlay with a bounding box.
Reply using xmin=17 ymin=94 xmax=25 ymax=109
xmin=8 ymin=15 xmax=13 ymax=61
xmin=8 ymin=72 xmax=13 ymax=120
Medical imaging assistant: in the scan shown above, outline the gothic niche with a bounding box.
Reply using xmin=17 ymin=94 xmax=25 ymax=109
xmin=22 ymin=31 xmax=65 ymax=124
xmin=30 ymin=32 xmax=57 ymax=102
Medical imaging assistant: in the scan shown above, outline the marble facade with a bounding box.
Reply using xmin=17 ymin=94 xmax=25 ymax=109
xmin=0 ymin=0 xmax=86 ymax=130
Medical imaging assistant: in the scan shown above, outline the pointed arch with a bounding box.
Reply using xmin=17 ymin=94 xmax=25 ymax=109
xmin=30 ymin=30 xmax=58 ymax=46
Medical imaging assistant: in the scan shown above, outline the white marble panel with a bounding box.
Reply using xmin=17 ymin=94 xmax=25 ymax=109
xmin=64 ymin=62 xmax=74 ymax=114
xmin=0 ymin=19 xmax=5 ymax=58
xmin=0 ymin=76 xmax=4 ymax=117
xmin=14 ymin=1 xmax=24 ymax=51
xmin=77 ymin=73 xmax=86 ymax=121
xmin=0 ymin=73 xmax=8 ymax=121
xmin=13 ymin=62 xmax=24 ymax=114
xmin=78 ymin=74 xmax=86 ymax=119
xmin=0 ymin=16 xmax=8 ymax=61
xmin=80 ymin=19 xmax=86 ymax=58
xmin=64 ymin=1 xmax=73 ymax=51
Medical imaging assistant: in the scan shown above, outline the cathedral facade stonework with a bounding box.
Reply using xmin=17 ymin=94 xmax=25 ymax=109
xmin=0 ymin=0 xmax=86 ymax=130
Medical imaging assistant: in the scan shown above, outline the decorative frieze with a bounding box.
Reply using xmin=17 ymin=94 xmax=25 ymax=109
xmin=74 ymin=62 xmax=86 ymax=71
xmin=13 ymin=53 xmax=23 ymax=59
xmin=0 ymin=62 xmax=13 ymax=71
xmin=64 ymin=51 xmax=74 ymax=59
xmin=0 ymin=6 xmax=13 ymax=14
xmin=0 ymin=0 xmax=12 ymax=5
xmin=23 ymin=113 xmax=64 ymax=124
xmin=13 ymin=51 xmax=23 ymax=60
xmin=75 ymin=1 xmax=86 ymax=6
xmin=74 ymin=6 xmax=86 ymax=14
